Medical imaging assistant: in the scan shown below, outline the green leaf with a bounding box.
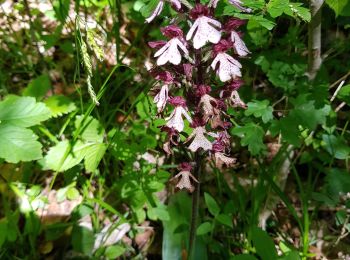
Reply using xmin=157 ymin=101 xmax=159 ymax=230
xmin=251 ymin=227 xmax=278 ymax=260
xmin=267 ymin=0 xmax=289 ymax=18
xmin=337 ymin=84 xmax=350 ymax=104
xmin=23 ymin=74 xmax=51 ymax=100
xmin=204 ymin=192 xmax=220 ymax=216
xmin=84 ymin=143 xmax=107 ymax=172
xmin=66 ymin=187 xmax=80 ymax=200
xmin=216 ymin=214 xmax=233 ymax=228
xmin=196 ymin=222 xmax=212 ymax=235
xmin=75 ymin=115 xmax=105 ymax=142
xmin=105 ymin=245 xmax=126 ymax=259
xmin=270 ymin=117 xmax=301 ymax=146
xmin=0 ymin=95 xmax=51 ymax=127
xmin=140 ymin=0 xmax=159 ymax=18
xmin=0 ymin=220 xmax=7 ymax=248
xmin=44 ymin=95 xmax=76 ymax=117
xmin=326 ymin=0 xmax=350 ymax=16
xmin=71 ymin=225 xmax=94 ymax=255
xmin=0 ymin=125 xmax=43 ymax=163
xmin=284 ymin=3 xmax=311 ymax=22
xmin=245 ymin=100 xmax=273 ymax=123
xmin=231 ymin=123 xmax=266 ymax=155
xmin=148 ymin=206 xmax=170 ymax=221
xmin=322 ymin=134 xmax=350 ymax=159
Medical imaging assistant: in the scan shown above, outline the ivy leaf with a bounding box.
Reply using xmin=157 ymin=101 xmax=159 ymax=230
xmin=231 ymin=123 xmax=266 ymax=155
xmin=44 ymin=95 xmax=76 ymax=117
xmin=267 ymin=0 xmax=289 ymax=18
xmin=245 ymin=100 xmax=273 ymax=123
xmin=0 ymin=95 xmax=51 ymax=127
xmin=0 ymin=125 xmax=43 ymax=163
xmin=326 ymin=0 xmax=350 ymax=16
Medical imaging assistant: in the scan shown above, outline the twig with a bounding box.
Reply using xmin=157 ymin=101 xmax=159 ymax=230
xmin=330 ymin=80 xmax=345 ymax=102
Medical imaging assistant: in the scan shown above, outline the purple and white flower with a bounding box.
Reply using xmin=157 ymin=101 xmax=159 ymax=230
xmin=165 ymin=97 xmax=192 ymax=132
xmin=186 ymin=126 xmax=213 ymax=152
xmin=154 ymin=85 xmax=169 ymax=113
xmin=211 ymin=52 xmax=242 ymax=82
xmin=145 ymin=0 xmax=181 ymax=23
xmin=186 ymin=4 xmax=221 ymax=49
xmin=231 ymin=31 xmax=250 ymax=56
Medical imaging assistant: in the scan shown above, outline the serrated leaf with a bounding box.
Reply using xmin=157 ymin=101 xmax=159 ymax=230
xmin=326 ymin=0 xmax=350 ymax=16
xmin=75 ymin=115 xmax=105 ymax=142
xmin=84 ymin=143 xmax=107 ymax=172
xmin=0 ymin=95 xmax=51 ymax=127
xmin=0 ymin=125 xmax=43 ymax=163
xmin=270 ymin=117 xmax=301 ymax=146
xmin=234 ymin=14 xmax=276 ymax=30
xmin=23 ymin=74 xmax=51 ymax=100
xmin=231 ymin=123 xmax=266 ymax=155
xmin=267 ymin=0 xmax=289 ymax=18
xmin=204 ymin=192 xmax=220 ymax=216
xmin=245 ymin=100 xmax=273 ymax=123
xmin=44 ymin=95 xmax=76 ymax=117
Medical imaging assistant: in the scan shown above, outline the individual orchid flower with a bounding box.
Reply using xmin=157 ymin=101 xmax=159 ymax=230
xmin=145 ymin=0 xmax=181 ymax=23
xmin=228 ymin=90 xmax=247 ymax=108
xmin=161 ymin=126 xmax=180 ymax=155
xmin=170 ymin=163 xmax=198 ymax=192
xmin=154 ymin=85 xmax=169 ymax=113
xmin=186 ymin=126 xmax=213 ymax=152
xmin=231 ymin=31 xmax=250 ymax=57
xmin=154 ymin=25 xmax=188 ymax=66
xmin=211 ymin=52 xmax=242 ymax=82
xmin=199 ymin=94 xmax=220 ymax=122
xmin=213 ymin=152 xmax=237 ymax=168
xmin=186 ymin=4 xmax=222 ymax=49
xmin=165 ymin=97 xmax=192 ymax=132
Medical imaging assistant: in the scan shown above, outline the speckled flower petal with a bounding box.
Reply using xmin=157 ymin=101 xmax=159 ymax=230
xmin=154 ymin=38 xmax=188 ymax=66
xmin=187 ymin=127 xmax=212 ymax=152
xmin=231 ymin=31 xmax=250 ymax=57
xmin=211 ymin=53 xmax=242 ymax=82
xmin=145 ymin=1 xmax=164 ymax=23
xmin=154 ymin=85 xmax=169 ymax=113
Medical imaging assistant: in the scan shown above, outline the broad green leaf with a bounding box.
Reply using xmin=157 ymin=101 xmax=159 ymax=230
xmin=105 ymin=245 xmax=126 ymax=259
xmin=251 ymin=227 xmax=278 ymax=260
xmin=0 ymin=95 xmax=51 ymax=127
xmin=196 ymin=222 xmax=212 ymax=235
xmin=284 ymin=3 xmax=311 ymax=22
xmin=23 ymin=74 xmax=51 ymax=100
xmin=267 ymin=0 xmax=289 ymax=18
xmin=84 ymin=143 xmax=107 ymax=172
xmin=148 ymin=206 xmax=170 ymax=221
xmin=216 ymin=214 xmax=233 ymax=228
xmin=204 ymin=192 xmax=220 ymax=216
xmin=0 ymin=125 xmax=43 ymax=163
xmin=322 ymin=134 xmax=350 ymax=159
xmin=75 ymin=115 xmax=105 ymax=142
xmin=44 ymin=95 xmax=76 ymax=117
xmin=245 ymin=100 xmax=273 ymax=123
xmin=270 ymin=117 xmax=301 ymax=146
xmin=231 ymin=123 xmax=266 ymax=155
xmin=326 ymin=0 xmax=350 ymax=16
xmin=71 ymin=225 xmax=94 ymax=255
xmin=66 ymin=187 xmax=80 ymax=200
xmin=325 ymin=168 xmax=350 ymax=203
xmin=42 ymin=140 xmax=89 ymax=171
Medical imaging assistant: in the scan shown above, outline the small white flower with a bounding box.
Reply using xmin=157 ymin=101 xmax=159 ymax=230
xmin=165 ymin=106 xmax=192 ymax=132
xmin=145 ymin=1 xmax=164 ymax=23
xmin=186 ymin=16 xmax=221 ymax=49
xmin=154 ymin=85 xmax=169 ymax=113
xmin=154 ymin=38 xmax=188 ymax=66
xmin=186 ymin=127 xmax=212 ymax=152
xmin=211 ymin=52 xmax=242 ymax=82
xmin=214 ymin=153 xmax=236 ymax=168
xmin=229 ymin=90 xmax=246 ymax=108
xmin=171 ymin=170 xmax=198 ymax=192
xmin=231 ymin=31 xmax=250 ymax=57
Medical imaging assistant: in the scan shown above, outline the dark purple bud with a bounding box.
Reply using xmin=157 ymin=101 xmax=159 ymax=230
xmin=179 ymin=162 xmax=192 ymax=171
xmin=161 ymin=25 xmax=183 ymax=38
xmin=148 ymin=40 xmax=167 ymax=49
xmin=212 ymin=141 xmax=225 ymax=152
xmin=190 ymin=115 xmax=206 ymax=128
xmin=213 ymin=39 xmax=232 ymax=55
xmin=216 ymin=99 xmax=227 ymax=111
xmin=151 ymin=70 xmax=174 ymax=83
xmin=189 ymin=4 xmax=211 ymax=19
xmin=183 ymin=63 xmax=193 ymax=79
xmin=195 ymin=85 xmax=211 ymax=97
xmin=224 ymin=18 xmax=246 ymax=31
xmin=227 ymin=79 xmax=244 ymax=90
xmin=168 ymin=96 xmax=187 ymax=107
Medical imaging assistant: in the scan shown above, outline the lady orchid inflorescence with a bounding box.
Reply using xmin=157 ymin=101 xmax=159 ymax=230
xmin=146 ymin=0 xmax=251 ymax=192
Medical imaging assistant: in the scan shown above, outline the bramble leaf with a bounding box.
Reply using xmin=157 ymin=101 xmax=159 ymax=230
xmin=267 ymin=0 xmax=289 ymax=18
xmin=44 ymin=95 xmax=76 ymax=117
